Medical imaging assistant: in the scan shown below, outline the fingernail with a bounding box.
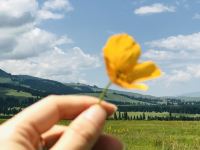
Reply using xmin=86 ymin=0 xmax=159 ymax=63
xmin=108 ymin=103 xmax=118 ymax=112
xmin=101 ymin=101 xmax=118 ymax=112
xmin=83 ymin=105 xmax=107 ymax=126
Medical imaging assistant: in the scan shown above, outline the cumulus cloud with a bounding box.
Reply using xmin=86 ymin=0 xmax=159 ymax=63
xmin=163 ymin=64 xmax=200 ymax=85
xmin=0 ymin=0 xmax=73 ymax=25
xmin=37 ymin=0 xmax=73 ymax=20
xmin=0 ymin=0 xmax=74 ymax=53
xmin=193 ymin=13 xmax=200 ymax=19
xmin=143 ymin=32 xmax=200 ymax=84
xmin=37 ymin=10 xmax=64 ymax=20
xmin=143 ymin=49 xmax=174 ymax=61
xmin=43 ymin=0 xmax=73 ymax=12
xmin=186 ymin=65 xmax=200 ymax=78
xmin=0 ymin=0 xmax=37 ymax=27
xmin=146 ymin=32 xmax=200 ymax=51
xmin=0 ymin=35 xmax=17 ymax=53
xmin=0 ymin=0 xmax=74 ymax=60
xmin=143 ymin=49 xmax=200 ymax=64
xmin=165 ymin=70 xmax=191 ymax=83
xmin=134 ymin=3 xmax=175 ymax=15
xmin=3 ymin=28 xmax=71 ymax=59
xmin=0 ymin=47 xmax=100 ymax=83
xmin=0 ymin=0 xmax=99 ymax=83
xmin=0 ymin=0 xmax=38 ymax=17
xmin=0 ymin=27 xmax=73 ymax=60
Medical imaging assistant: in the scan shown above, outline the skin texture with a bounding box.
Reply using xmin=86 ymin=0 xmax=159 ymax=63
xmin=0 ymin=95 xmax=123 ymax=150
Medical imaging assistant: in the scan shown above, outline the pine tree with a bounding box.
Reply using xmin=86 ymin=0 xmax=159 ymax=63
xmin=114 ymin=112 xmax=118 ymax=120
xmin=142 ymin=112 xmax=146 ymax=120
xmin=118 ymin=111 xmax=122 ymax=120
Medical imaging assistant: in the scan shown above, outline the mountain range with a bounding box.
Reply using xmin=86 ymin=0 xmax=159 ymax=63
xmin=0 ymin=69 xmax=200 ymax=104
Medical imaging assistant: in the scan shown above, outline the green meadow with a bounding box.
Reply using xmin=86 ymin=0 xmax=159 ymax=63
xmin=1 ymin=119 xmax=200 ymax=149
xmin=104 ymin=121 xmax=200 ymax=150
xmin=59 ymin=120 xmax=200 ymax=150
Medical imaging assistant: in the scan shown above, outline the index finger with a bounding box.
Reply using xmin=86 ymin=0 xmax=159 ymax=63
xmin=2 ymin=95 xmax=117 ymax=135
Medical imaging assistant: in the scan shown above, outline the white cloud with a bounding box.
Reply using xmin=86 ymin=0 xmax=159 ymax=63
xmin=37 ymin=10 xmax=64 ymax=20
xmin=0 ymin=0 xmax=73 ymax=25
xmin=143 ymin=49 xmax=200 ymax=84
xmin=11 ymin=28 xmax=57 ymax=59
xmin=53 ymin=36 xmax=73 ymax=45
xmin=0 ymin=47 xmax=100 ymax=83
xmin=0 ymin=0 xmax=100 ymax=83
xmin=0 ymin=34 xmax=17 ymax=53
xmin=166 ymin=70 xmax=191 ymax=83
xmin=0 ymin=27 xmax=73 ymax=60
xmin=37 ymin=0 xmax=73 ymax=20
xmin=143 ymin=32 xmax=200 ymax=84
xmin=134 ymin=3 xmax=175 ymax=15
xmin=43 ymin=0 xmax=73 ymax=12
xmin=0 ymin=25 xmax=32 ymax=55
xmin=0 ymin=0 xmax=74 ymax=60
xmin=193 ymin=13 xmax=200 ymax=19
xmin=146 ymin=32 xmax=200 ymax=51
xmin=143 ymin=49 xmax=200 ymax=64
xmin=186 ymin=65 xmax=200 ymax=78
xmin=162 ymin=64 xmax=200 ymax=85
xmin=143 ymin=49 xmax=174 ymax=61
xmin=0 ymin=0 xmax=38 ymax=18
xmin=0 ymin=0 xmax=38 ymax=27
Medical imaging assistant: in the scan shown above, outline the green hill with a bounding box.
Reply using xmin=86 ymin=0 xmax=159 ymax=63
xmin=2 ymin=69 xmax=200 ymax=115
xmin=0 ymin=69 xmax=164 ymax=105
xmin=0 ymin=69 xmax=198 ymax=105
xmin=181 ymin=91 xmax=200 ymax=98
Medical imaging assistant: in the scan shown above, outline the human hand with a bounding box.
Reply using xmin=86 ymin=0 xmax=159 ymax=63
xmin=0 ymin=95 xmax=123 ymax=150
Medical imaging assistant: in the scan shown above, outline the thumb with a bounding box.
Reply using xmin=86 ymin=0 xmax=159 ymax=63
xmin=51 ymin=104 xmax=112 ymax=150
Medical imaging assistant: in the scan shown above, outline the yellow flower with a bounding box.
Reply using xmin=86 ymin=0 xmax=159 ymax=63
xmin=103 ymin=33 xmax=161 ymax=90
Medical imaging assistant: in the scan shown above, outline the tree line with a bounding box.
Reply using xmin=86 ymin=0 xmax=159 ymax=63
xmin=1 ymin=96 xmax=200 ymax=116
xmin=112 ymin=112 xmax=200 ymax=121
xmin=118 ymin=105 xmax=200 ymax=114
xmin=0 ymin=96 xmax=38 ymax=115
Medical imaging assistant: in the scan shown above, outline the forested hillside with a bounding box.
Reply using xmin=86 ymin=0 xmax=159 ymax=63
xmin=0 ymin=69 xmax=200 ymax=115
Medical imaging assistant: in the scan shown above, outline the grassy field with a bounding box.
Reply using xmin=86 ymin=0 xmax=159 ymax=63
xmin=1 ymin=119 xmax=200 ymax=150
xmin=0 ymin=87 xmax=35 ymax=98
xmin=59 ymin=120 xmax=200 ymax=150
xmin=104 ymin=121 xmax=200 ymax=150
xmin=5 ymin=89 xmax=34 ymax=97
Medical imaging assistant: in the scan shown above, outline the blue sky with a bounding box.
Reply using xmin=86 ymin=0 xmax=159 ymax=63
xmin=0 ymin=0 xmax=200 ymax=96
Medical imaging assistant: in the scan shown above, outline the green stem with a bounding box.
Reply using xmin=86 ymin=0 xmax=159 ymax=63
xmin=98 ymin=81 xmax=112 ymax=103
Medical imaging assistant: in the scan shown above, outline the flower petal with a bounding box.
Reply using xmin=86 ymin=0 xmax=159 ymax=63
xmin=104 ymin=57 xmax=117 ymax=82
xmin=103 ymin=34 xmax=141 ymax=70
xmin=127 ymin=61 xmax=162 ymax=83
xmin=115 ymin=78 xmax=149 ymax=90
